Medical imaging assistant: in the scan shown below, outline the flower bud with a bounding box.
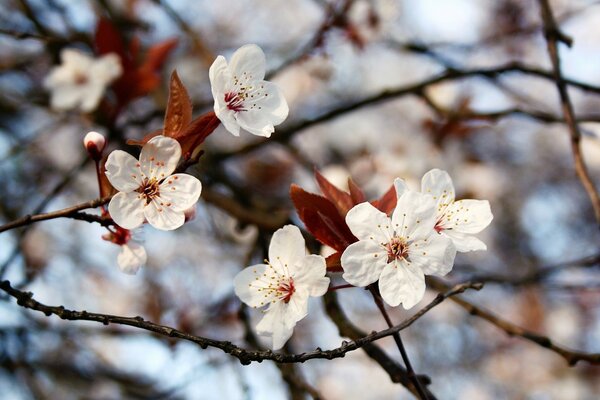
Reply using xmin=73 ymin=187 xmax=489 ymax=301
xmin=83 ymin=131 xmax=106 ymax=160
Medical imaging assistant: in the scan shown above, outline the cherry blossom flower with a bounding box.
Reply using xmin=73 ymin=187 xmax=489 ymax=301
xmin=105 ymin=136 xmax=202 ymax=231
xmin=44 ymin=48 xmax=122 ymax=112
xmin=83 ymin=131 xmax=106 ymax=160
xmin=341 ymin=190 xmax=456 ymax=309
xmin=209 ymin=44 xmax=289 ymax=137
xmin=396 ymin=169 xmax=493 ymax=252
xmin=102 ymin=227 xmax=146 ymax=275
xmin=234 ymin=225 xmax=329 ymax=350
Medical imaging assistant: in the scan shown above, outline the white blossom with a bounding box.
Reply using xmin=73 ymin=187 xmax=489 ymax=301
xmin=105 ymin=136 xmax=202 ymax=231
xmin=117 ymin=242 xmax=147 ymax=275
xmin=396 ymin=169 xmax=493 ymax=252
xmin=234 ymin=225 xmax=329 ymax=350
xmin=341 ymin=190 xmax=456 ymax=309
xmin=44 ymin=48 xmax=122 ymax=112
xmin=209 ymin=44 xmax=289 ymax=137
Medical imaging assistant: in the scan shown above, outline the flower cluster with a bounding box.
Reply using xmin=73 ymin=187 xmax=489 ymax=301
xmin=69 ymin=43 xmax=492 ymax=351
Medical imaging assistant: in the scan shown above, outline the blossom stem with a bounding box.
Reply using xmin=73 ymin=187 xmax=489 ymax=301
xmin=368 ymin=286 xmax=430 ymax=400
xmin=328 ymin=284 xmax=354 ymax=292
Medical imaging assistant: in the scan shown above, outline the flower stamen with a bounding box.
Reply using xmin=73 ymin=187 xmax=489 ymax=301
xmin=386 ymin=236 xmax=409 ymax=263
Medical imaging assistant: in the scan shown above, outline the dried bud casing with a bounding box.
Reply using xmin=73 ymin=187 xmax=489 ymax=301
xmin=83 ymin=131 xmax=106 ymax=160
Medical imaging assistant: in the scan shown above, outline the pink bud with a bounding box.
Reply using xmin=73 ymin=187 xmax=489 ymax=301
xmin=83 ymin=131 xmax=106 ymax=160
xmin=184 ymin=206 xmax=197 ymax=223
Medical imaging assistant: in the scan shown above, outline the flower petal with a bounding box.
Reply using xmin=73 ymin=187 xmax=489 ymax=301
xmin=256 ymin=295 xmax=307 ymax=350
xmin=268 ymin=225 xmax=307 ymax=274
xmin=379 ymin=261 xmax=426 ymax=309
xmin=105 ymin=150 xmax=144 ymax=192
xmin=341 ymin=240 xmax=387 ymax=287
xmin=234 ymin=264 xmax=274 ymax=308
xmin=108 ymin=191 xmax=146 ymax=230
xmin=439 ymin=199 xmax=493 ymax=234
xmin=409 ymin=233 xmax=456 ymax=276
xmin=144 ymin=198 xmax=185 ymax=231
xmin=229 ymin=44 xmax=266 ymax=82
xmin=117 ymin=242 xmax=146 ymax=275
xmin=394 ymin=177 xmax=407 ymax=198
xmin=421 ymin=168 xmax=455 ymax=212
xmin=442 ymin=230 xmax=487 ymax=252
xmin=93 ymin=53 xmax=122 ymax=83
xmin=345 ymin=202 xmax=392 ymax=242
xmin=292 ymin=254 xmax=330 ymax=297
xmin=235 ymin=81 xmax=289 ymax=137
xmin=209 ymin=55 xmax=232 ymax=97
xmin=391 ymin=190 xmax=437 ymax=240
xmin=157 ymin=174 xmax=202 ymax=212
xmin=139 ymin=136 xmax=181 ymax=180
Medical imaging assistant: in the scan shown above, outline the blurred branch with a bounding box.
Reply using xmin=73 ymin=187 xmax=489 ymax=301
xmin=0 ymin=196 xmax=112 ymax=234
xmin=216 ymin=61 xmax=600 ymax=160
xmin=538 ymin=0 xmax=600 ymax=226
xmin=428 ymin=278 xmax=600 ymax=366
xmin=0 ymin=279 xmax=480 ymax=368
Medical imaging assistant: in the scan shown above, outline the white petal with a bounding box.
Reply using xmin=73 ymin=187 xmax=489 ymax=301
xmin=117 ymin=243 xmax=146 ymax=274
xmin=391 ymin=190 xmax=437 ymax=240
xmin=216 ymin=107 xmax=241 ymax=136
xmin=48 ymin=85 xmax=84 ymax=110
xmin=144 ymin=198 xmax=185 ymax=231
xmin=379 ymin=261 xmax=426 ymax=309
xmin=79 ymin=83 xmax=105 ymax=112
xmin=256 ymin=296 xmax=307 ymax=350
xmin=341 ymin=240 xmax=387 ymax=287
xmin=292 ymin=254 xmax=330 ymax=297
xmin=157 ymin=174 xmax=202 ymax=212
xmin=235 ymin=81 xmax=289 ymax=137
xmin=139 ymin=136 xmax=181 ymax=180
xmin=394 ymin=177 xmax=407 ymax=198
xmin=409 ymin=233 xmax=456 ymax=276
xmin=108 ymin=191 xmax=146 ymax=229
xmin=234 ymin=264 xmax=273 ymax=308
xmin=440 ymin=199 xmax=493 ymax=234
xmin=268 ymin=225 xmax=307 ymax=273
xmin=442 ymin=230 xmax=487 ymax=252
xmin=229 ymin=44 xmax=266 ymax=82
xmin=346 ymin=202 xmax=392 ymax=242
xmin=105 ymin=150 xmax=143 ymax=192
xmin=93 ymin=53 xmax=122 ymax=83
xmin=421 ymin=168 xmax=456 ymax=206
xmin=209 ymin=55 xmax=232 ymax=96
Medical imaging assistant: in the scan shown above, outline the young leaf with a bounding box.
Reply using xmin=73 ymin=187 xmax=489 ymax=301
xmin=315 ymin=169 xmax=353 ymax=215
xmin=371 ymin=184 xmax=397 ymax=215
xmin=176 ymin=111 xmax=220 ymax=157
xmin=325 ymin=252 xmax=343 ymax=272
xmin=164 ymin=70 xmax=192 ymax=137
xmin=348 ymin=178 xmax=366 ymax=204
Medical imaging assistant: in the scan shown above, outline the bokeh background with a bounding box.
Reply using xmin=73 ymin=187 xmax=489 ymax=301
xmin=1 ymin=0 xmax=600 ymax=398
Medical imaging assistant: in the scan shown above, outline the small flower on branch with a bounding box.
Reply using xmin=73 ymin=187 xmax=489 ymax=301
xmin=209 ymin=44 xmax=289 ymax=137
xmin=234 ymin=225 xmax=329 ymax=350
xmin=102 ymin=227 xmax=146 ymax=275
xmin=341 ymin=189 xmax=456 ymax=309
xmin=44 ymin=48 xmax=122 ymax=112
xmin=105 ymin=136 xmax=202 ymax=231
xmin=396 ymin=169 xmax=493 ymax=252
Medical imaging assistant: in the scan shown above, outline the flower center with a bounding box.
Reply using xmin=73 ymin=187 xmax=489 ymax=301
xmin=277 ymin=277 xmax=295 ymax=303
xmin=386 ymin=237 xmax=409 ymax=263
xmin=224 ymin=92 xmax=246 ymax=112
xmin=138 ymin=178 xmax=160 ymax=204
xmin=434 ymin=220 xmax=444 ymax=233
xmin=74 ymin=72 xmax=89 ymax=85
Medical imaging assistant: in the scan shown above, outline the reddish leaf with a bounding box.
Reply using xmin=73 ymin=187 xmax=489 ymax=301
xmin=325 ymin=252 xmax=343 ymax=272
xmin=176 ymin=111 xmax=220 ymax=157
xmin=290 ymin=184 xmax=356 ymax=252
xmin=348 ymin=178 xmax=366 ymax=204
xmin=315 ymin=169 xmax=353 ymax=215
xmin=94 ymin=18 xmax=131 ymax=70
xmin=143 ymin=38 xmax=178 ymax=73
xmin=164 ymin=70 xmax=192 ymax=138
xmin=371 ymin=184 xmax=397 ymax=215
xmin=126 ymin=129 xmax=163 ymax=147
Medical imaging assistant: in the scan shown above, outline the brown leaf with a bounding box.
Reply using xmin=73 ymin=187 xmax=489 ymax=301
xmin=163 ymin=70 xmax=192 ymax=137
xmin=325 ymin=252 xmax=343 ymax=272
xmin=371 ymin=184 xmax=397 ymax=215
xmin=290 ymin=184 xmax=356 ymax=252
xmin=144 ymin=38 xmax=178 ymax=73
xmin=348 ymin=178 xmax=366 ymax=204
xmin=94 ymin=18 xmax=131 ymax=69
xmin=315 ymin=169 xmax=353 ymax=215
xmin=176 ymin=111 xmax=220 ymax=157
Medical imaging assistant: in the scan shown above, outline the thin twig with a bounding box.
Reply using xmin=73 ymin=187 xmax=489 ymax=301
xmin=538 ymin=0 xmax=600 ymax=226
xmin=0 ymin=279 xmax=483 ymax=367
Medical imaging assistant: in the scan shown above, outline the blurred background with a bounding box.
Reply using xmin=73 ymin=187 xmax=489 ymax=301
xmin=1 ymin=0 xmax=600 ymax=398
